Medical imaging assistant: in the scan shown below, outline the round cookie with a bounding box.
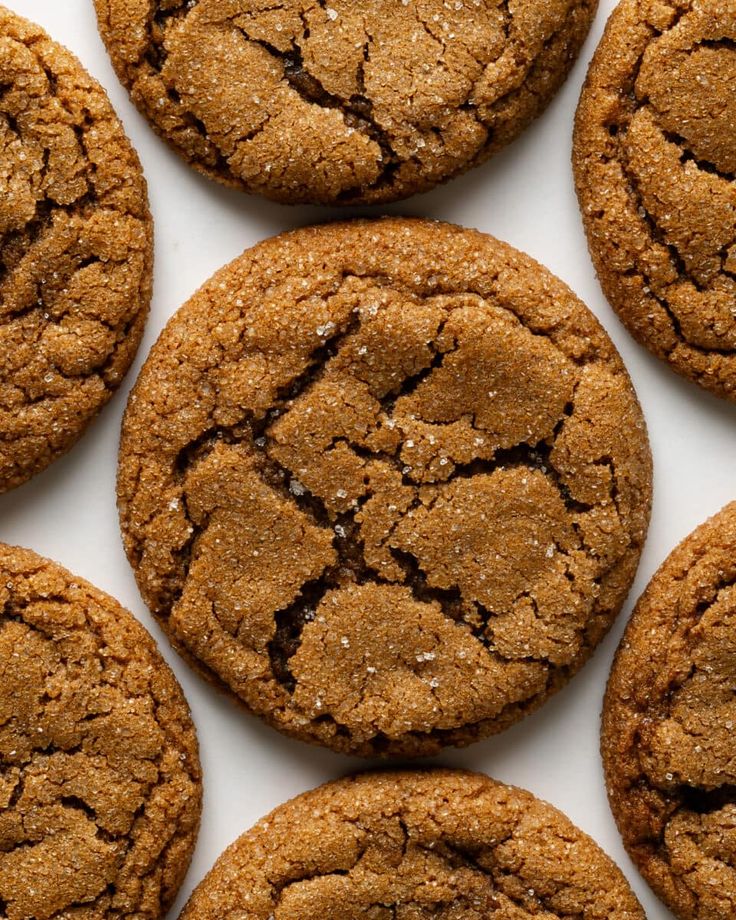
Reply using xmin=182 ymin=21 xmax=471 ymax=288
xmin=118 ymin=218 xmax=652 ymax=757
xmin=603 ymin=502 xmax=736 ymax=920
xmin=573 ymin=0 xmax=736 ymax=400
xmin=94 ymin=0 xmax=597 ymax=206
xmin=0 ymin=543 xmax=202 ymax=920
xmin=179 ymin=768 xmax=646 ymax=919
xmin=0 ymin=7 xmax=152 ymax=493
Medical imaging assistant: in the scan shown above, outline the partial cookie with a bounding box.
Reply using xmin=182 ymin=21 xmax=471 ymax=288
xmin=179 ymin=768 xmax=645 ymax=919
xmin=94 ymin=0 xmax=596 ymax=205
xmin=0 ymin=544 xmax=201 ymax=920
xmin=0 ymin=7 xmax=152 ymax=493
xmin=118 ymin=218 xmax=651 ymax=756
xmin=603 ymin=502 xmax=736 ymax=920
xmin=574 ymin=0 xmax=736 ymax=400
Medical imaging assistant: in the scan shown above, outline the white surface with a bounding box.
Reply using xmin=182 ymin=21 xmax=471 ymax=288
xmin=3 ymin=3 xmax=734 ymax=918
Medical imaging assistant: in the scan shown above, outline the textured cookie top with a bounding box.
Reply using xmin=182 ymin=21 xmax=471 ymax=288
xmin=94 ymin=0 xmax=596 ymax=205
xmin=180 ymin=769 xmax=645 ymax=919
xmin=603 ymin=502 xmax=736 ymax=920
xmin=0 ymin=7 xmax=152 ymax=494
xmin=0 ymin=544 xmax=201 ymax=920
xmin=574 ymin=0 xmax=736 ymax=400
xmin=118 ymin=218 xmax=651 ymax=757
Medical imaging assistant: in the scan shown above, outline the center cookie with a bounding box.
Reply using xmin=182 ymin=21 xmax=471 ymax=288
xmin=94 ymin=0 xmax=597 ymax=205
xmin=118 ymin=218 xmax=652 ymax=756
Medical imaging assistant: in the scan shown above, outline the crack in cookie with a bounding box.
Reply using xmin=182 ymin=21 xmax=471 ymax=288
xmin=118 ymin=219 xmax=652 ymax=757
xmin=0 ymin=8 xmax=152 ymax=493
xmin=574 ymin=0 xmax=736 ymax=399
xmin=94 ymin=0 xmax=596 ymax=204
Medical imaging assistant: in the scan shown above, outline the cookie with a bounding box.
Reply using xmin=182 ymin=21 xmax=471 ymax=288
xmin=118 ymin=217 xmax=652 ymax=756
xmin=0 ymin=543 xmax=202 ymax=920
xmin=603 ymin=502 xmax=736 ymax=920
xmin=179 ymin=768 xmax=645 ymax=919
xmin=0 ymin=7 xmax=153 ymax=493
xmin=573 ymin=0 xmax=736 ymax=400
xmin=94 ymin=0 xmax=596 ymax=206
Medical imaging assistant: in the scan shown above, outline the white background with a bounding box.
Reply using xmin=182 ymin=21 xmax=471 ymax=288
xmin=4 ymin=4 xmax=734 ymax=918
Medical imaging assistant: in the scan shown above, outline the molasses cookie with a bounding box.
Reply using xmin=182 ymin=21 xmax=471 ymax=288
xmin=574 ymin=0 xmax=736 ymax=400
xmin=179 ymin=768 xmax=645 ymax=919
xmin=603 ymin=502 xmax=736 ymax=920
xmin=119 ymin=218 xmax=651 ymax=756
xmin=0 ymin=7 xmax=152 ymax=493
xmin=0 ymin=543 xmax=201 ymax=920
xmin=94 ymin=0 xmax=597 ymax=205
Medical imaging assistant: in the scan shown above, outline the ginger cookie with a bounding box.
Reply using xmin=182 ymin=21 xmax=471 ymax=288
xmin=118 ymin=217 xmax=652 ymax=757
xmin=603 ymin=502 xmax=736 ymax=920
xmin=0 ymin=543 xmax=202 ymax=920
xmin=0 ymin=7 xmax=152 ymax=493
xmin=178 ymin=768 xmax=646 ymax=919
xmin=94 ymin=0 xmax=596 ymax=206
xmin=574 ymin=0 xmax=736 ymax=400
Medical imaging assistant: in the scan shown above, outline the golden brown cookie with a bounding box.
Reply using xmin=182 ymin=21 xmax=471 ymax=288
xmin=573 ymin=0 xmax=736 ymax=400
xmin=0 ymin=543 xmax=201 ymax=920
xmin=118 ymin=217 xmax=652 ymax=757
xmin=178 ymin=768 xmax=646 ymax=919
xmin=0 ymin=7 xmax=152 ymax=493
xmin=94 ymin=0 xmax=597 ymax=205
xmin=603 ymin=502 xmax=736 ymax=920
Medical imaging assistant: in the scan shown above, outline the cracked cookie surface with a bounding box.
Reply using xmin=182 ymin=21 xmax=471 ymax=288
xmin=0 ymin=543 xmax=202 ymax=920
xmin=573 ymin=0 xmax=736 ymax=400
xmin=0 ymin=7 xmax=152 ymax=494
xmin=603 ymin=502 xmax=736 ymax=920
xmin=94 ymin=0 xmax=596 ymax=205
xmin=178 ymin=768 xmax=646 ymax=919
xmin=118 ymin=217 xmax=652 ymax=757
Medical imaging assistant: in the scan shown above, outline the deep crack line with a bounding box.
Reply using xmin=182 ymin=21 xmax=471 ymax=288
xmin=163 ymin=286 xmax=614 ymax=694
xmin=612 ymin=129 xmax=736 ymax=356
xmin=238 ymin=28 xmax=401 ymax=185
xmin=174 ymin=425 xmax=596 ymax=691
